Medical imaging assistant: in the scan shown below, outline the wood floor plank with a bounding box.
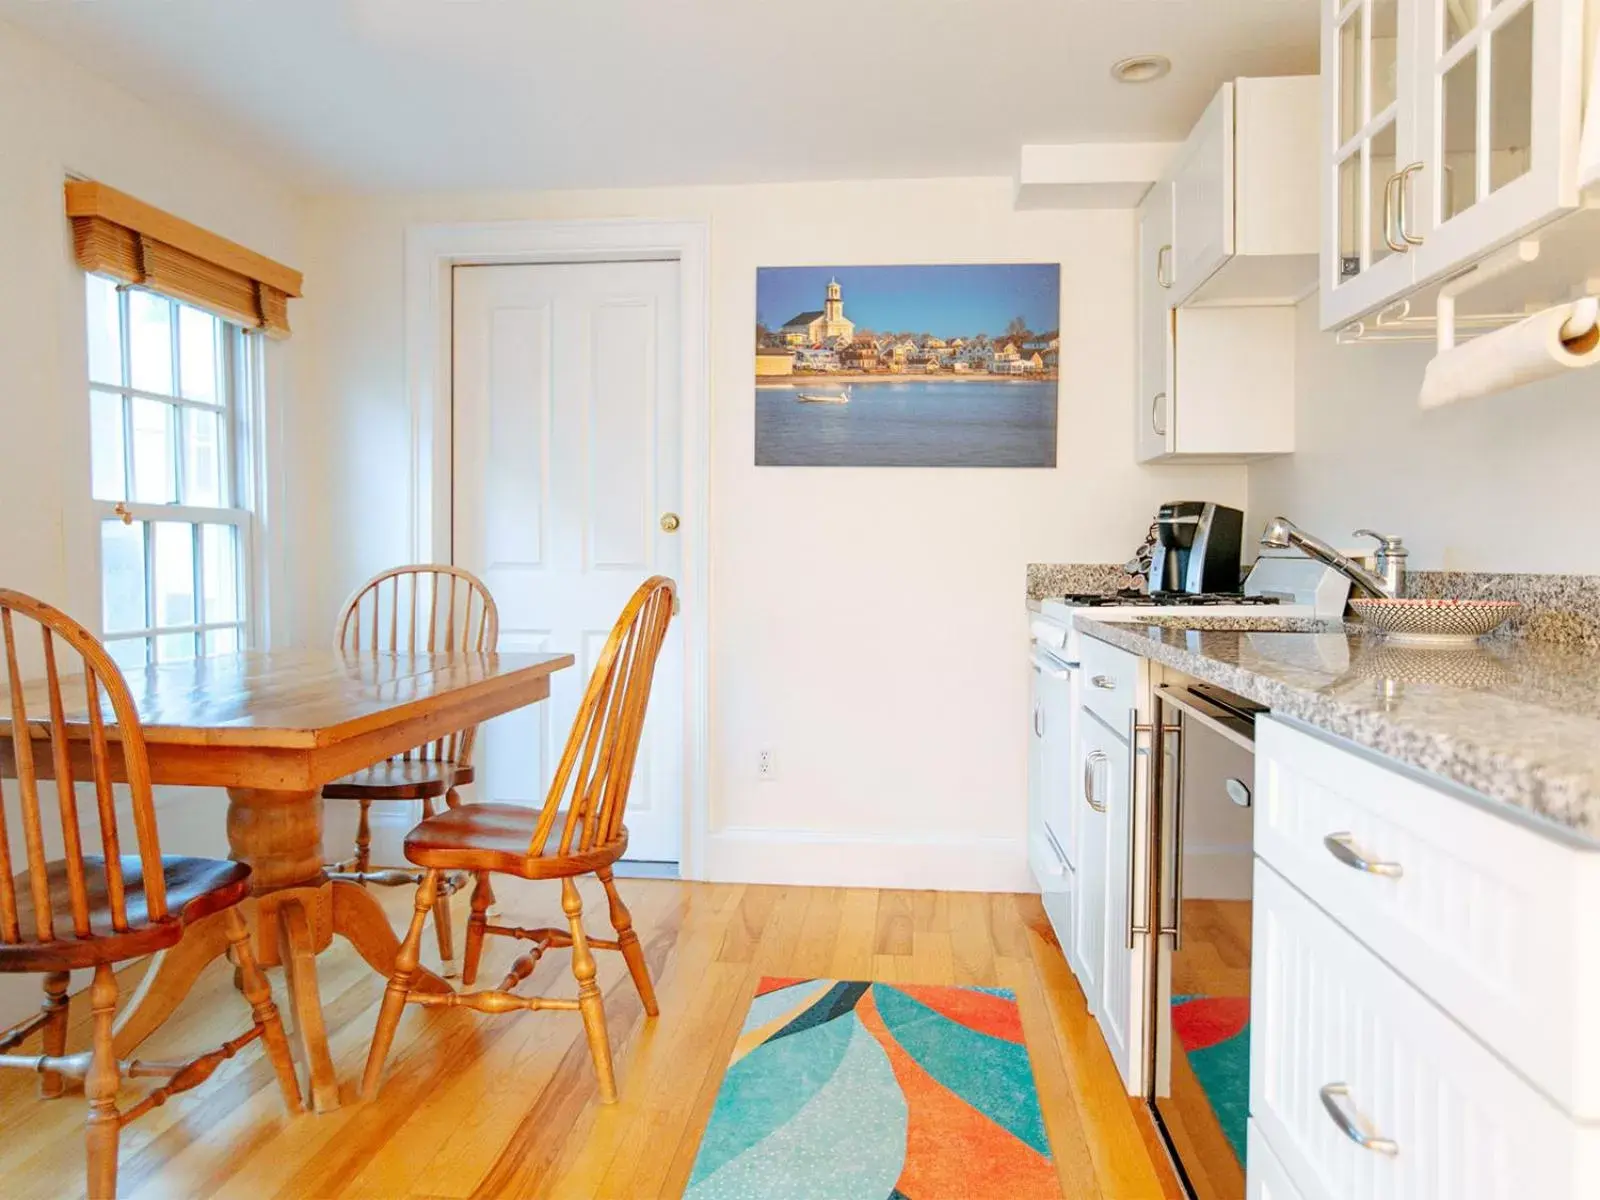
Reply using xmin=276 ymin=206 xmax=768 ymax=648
xmin=0 ymin=878 xmax=1180 ymax=1199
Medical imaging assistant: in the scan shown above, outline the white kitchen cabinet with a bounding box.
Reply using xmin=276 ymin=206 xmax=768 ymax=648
xmin=1136 ymin=181 xmax=1174 ymax=463
xmin=1318 ymin=0 xmax=1586 ymax=331
xmin=1251 ymin=862 xmax=1600 ymax=1200
xmin=1073 ymin=710 xmax=1108 ymax=1018
xmin=1168 ymin=78 xmax=1321 ymax=308
xmin=1137 ymin=79 xmax=1306 ymax=463
xmin=1082 ymin=703 xmax=1148 ymax=1094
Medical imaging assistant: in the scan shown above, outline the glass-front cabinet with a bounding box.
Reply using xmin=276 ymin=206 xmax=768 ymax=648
xmin=1321 ymin=0 xmax=1419 ymax=330
xmin=1409 ymin=0 xmax=1582 ymax=284
xmin=1319 ymin=0 xmax=1585 ymax=331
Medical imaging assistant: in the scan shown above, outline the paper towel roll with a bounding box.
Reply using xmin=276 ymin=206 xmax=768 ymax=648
xmin=1418 ymin=300 xmax=1600 ymax=410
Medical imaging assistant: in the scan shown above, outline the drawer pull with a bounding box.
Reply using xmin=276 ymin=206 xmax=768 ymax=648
xmin=1083 ymin=751 xmax=1108 ymax=813
xmin=1319 ymin=1083 xmax=1399 ymax=1156
xmin=1323 ymin=832 xmax=1403 ymax=878
xmin=1091 ymin=674 xmax=1117 ymax=690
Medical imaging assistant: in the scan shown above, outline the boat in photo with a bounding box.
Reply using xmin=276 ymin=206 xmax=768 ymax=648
xmin=797 ymin=386 xmax=851 ymax=404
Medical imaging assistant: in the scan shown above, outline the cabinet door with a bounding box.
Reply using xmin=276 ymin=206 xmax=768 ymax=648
xmin=1135 ymin=182 xmax=1175 ymax=462
xmin=1073 ymin=714 xmax=1108 ymax=1013
xmin=1320 ymin=0 xmax=1421 ymax=331
xmin=1408 ymin=0 xmax=1582 ymax=285
xmin=1039 ymin=666 xmax=1077 ymax=869
xmin=1170 ymin=84 xmax=1235 ymax=307
xmin=1028 ymin=655 xmax=1045 ymax=838
xmin=1085 ymin=707 xmax=1148 ymax=1094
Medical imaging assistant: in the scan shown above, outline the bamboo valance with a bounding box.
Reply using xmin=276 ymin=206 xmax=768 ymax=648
xmin=64 ymin=180 xmax=302 ymax=338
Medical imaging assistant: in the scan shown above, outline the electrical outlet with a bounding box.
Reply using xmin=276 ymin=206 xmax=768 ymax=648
xmin=757 ymin=749 xmax=776 ymax=780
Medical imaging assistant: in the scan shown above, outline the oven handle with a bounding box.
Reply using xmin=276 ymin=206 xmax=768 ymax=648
xmin=1030 ymin=650 xmax=1075 ymax=681
xmin=1156 ymin=712 xmax=1185 ymax=949
xmin=1155 ymin=684 xmax=1255 ymax=752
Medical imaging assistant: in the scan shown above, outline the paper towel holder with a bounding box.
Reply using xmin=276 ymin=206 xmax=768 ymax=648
xmin=1335 ymin=235 xmax=1597 ymax=351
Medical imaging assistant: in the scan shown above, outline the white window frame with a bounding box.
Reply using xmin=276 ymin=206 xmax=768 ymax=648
xmin=87 ymin=280 xmax=264 ymax=664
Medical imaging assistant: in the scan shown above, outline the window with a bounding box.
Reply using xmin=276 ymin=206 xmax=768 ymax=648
xmin=86 ymin=275 xmax=257 ymax=671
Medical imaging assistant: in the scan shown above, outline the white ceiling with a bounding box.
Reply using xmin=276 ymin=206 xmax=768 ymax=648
xmin=0 ymin=0 xmax=1319 ymax=195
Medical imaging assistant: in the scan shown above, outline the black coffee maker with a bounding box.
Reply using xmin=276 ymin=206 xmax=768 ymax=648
xmin=1147 ymin=502 xmax=1245 ymax=594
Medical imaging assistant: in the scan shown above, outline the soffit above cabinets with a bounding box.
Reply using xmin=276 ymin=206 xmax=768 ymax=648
xmin=1013 ymin=143 xmax=1181 ymax=210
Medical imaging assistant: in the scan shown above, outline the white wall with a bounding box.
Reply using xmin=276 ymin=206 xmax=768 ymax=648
xmin=1249 ymin=299 xmax=1600 ymax=573
xmin=299 ymin=178 xmax=1248 ymax=889
xmin=0 ymin=17 xmax=309 ymax=1023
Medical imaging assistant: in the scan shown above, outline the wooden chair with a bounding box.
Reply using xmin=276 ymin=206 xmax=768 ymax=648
xmin=362 ymin=575 xmax=677 ymax=1104
xmin=0 ymin=589 xmax=301 ymax=1200
xmin=325 ymin=565 xmax=499 ymax=975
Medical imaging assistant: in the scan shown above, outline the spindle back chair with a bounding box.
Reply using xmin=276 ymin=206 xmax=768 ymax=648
xmin=362 ymin=576 xmax=677 ymax=1104
xmin=325 ymin=565 xmax=500 ymax=973
xmin=0 ymin=589 xmax=300 ymax=1200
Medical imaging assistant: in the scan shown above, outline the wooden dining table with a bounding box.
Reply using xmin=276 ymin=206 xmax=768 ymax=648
xmin=1 ymin=647 xmax=572 ymax=1113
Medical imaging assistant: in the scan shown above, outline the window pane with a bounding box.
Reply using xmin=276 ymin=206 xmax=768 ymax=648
xmin=1442 ymin=49 xmax=1480 ymax=221
xmin=130 ymin=398 xmax=176 ymax=504
xmin=85 ymin=275 xmax=123 ymax=386
xmin=179 ymin=305 xmax=220 ymax=404
xmin=101 ymin=519 xmax=147 ymax=633
xmin=181 ymin=408 xmax=224 ymax=507
xmin=90 ymin=390 xmax=127 ymax=502
xmin=128 ymin=290 xmax=175 ymax=395
xmin=1369 ymin=121 xmax=1399 ymax=266
xmin=1338 ymin=6 xmax=1364 ymax=145
xmin=201 ymin=524 xmax=239 ymax=623
xmin=156 ymin=632 xmax=198 ymax=663
xmin=1489 ymin=4 xmax=1534 ymax=196
xmin=105 ymin=637 xmax=150 ymax=674
xmin=204 ymin=627 xmax=240 ymax=656
xmin=152 ymin=521 xmax=196 ymax=626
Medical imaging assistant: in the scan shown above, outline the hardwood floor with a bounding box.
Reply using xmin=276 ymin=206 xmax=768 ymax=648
xmin=0 ymin=878 xmax=1183 ymax=1199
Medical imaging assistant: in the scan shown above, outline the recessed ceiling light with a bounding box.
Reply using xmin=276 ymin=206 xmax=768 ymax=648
xmin=1112 ymin=55 xmax=1172 ymax=84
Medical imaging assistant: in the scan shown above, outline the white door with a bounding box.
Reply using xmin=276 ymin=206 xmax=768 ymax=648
xmin=1320 ymin=0 xmax=1421 ymax=331
xmin=1169 ymin=83 xmax=1235 ymax=306
xmin=452 ymin=260 xmax=685 ymax=863
xmin=1135 ymin=181 xmax=1175 ymax=462
xmin=1086 ymin=707 xmax=1148 ymax=1094
xmin=1073 ymin=713 xmax=1108 ymax=1015
xmin=1409 ymin=0 xmax=1581 ymax=285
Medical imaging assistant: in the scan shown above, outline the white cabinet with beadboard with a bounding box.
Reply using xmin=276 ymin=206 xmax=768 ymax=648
xmin=1250 ymin=718 xmax=1600 ymax=1199
xmin=1318 ymin=0 xmax=1587 ymax=332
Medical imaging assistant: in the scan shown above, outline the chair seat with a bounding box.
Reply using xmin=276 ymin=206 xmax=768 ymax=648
xmin=322 ymin=761 xmax=473 ymax=801
xmin=404 ymin=802 xmax=627 ymax=879
xmin=0 ymin=856 xmax=252 ymax=970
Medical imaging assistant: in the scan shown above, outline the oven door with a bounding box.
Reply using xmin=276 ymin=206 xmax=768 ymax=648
xmin=1149 ymin=684 xmax=1258 ymax=1200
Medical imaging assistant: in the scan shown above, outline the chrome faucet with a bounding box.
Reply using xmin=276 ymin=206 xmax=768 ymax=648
xmin=1259 ymin=518 xmax=1407 ymax=599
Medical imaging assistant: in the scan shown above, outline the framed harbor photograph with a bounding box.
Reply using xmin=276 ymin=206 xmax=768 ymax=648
xmin=754 ymin=263 xmax=1060 ymax=467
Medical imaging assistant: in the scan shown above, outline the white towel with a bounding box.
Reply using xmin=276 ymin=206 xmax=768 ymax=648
xmin=1419 ymin=300 xmax=1600 ymax=410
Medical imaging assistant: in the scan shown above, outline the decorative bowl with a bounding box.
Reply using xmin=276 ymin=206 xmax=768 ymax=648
xmin=1348 ymin=597 xmax=1521 ymax=646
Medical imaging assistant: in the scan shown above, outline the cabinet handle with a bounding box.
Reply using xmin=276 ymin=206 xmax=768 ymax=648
xmin=1323 ymin=832 xmax=1403 ymax=878
xmin=1382 ymin=171 xmax=1406 ymax=253
xmin=1157 ymin=718 xmax=1185 ymax=949
xmin=1156 ymin=244 xmax=1173 ymax=289
xmin=1398 ymin=162 xmax=1424 ymax=246
xmin=1091 ymin=674 xmax=1117 ymax=690
xmin=1150 ymin=392 xmax=1168 ymax=438
xmin=1319 ymin=1083 xmax=1399 ymax=1156
xmin=1033 ymin=704 xmax=1044 ymax=738
xmin=1083 ymin=751 xmax=1108 ymax=813
xmin=1127 ymin=707 xmax=1152 ymax=950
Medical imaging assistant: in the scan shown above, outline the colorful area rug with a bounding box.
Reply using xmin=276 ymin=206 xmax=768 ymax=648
xmin=685 ymin=977 xmax=1058 ymax=1199
xmin=1171 ymin=993 xmax=1250 ymax=1165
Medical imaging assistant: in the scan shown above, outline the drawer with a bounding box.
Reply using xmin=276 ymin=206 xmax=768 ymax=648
xmin=1251 ymin=861 xmax=1600 ymax=1200
xmin=1247 ymin=1121 xmax=1306 ymax=1200
xmin=1255 ymin=718 xmax=1600 ymax=1118
xmin=1079 ymin=634 xmax=1140 ymax=732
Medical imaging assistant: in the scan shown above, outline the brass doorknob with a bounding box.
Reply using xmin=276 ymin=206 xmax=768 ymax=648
xmin=660 ymin=513 xmax=680 ymax=533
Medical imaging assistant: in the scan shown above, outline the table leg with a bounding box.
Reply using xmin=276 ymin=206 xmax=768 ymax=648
xmin=332 ymin=881 xmax=451 ymax=995
xmin=111 ymin=908 xmax=235 ymax=1057
xmin=276 ymin=899 xmax=340 ymax=1113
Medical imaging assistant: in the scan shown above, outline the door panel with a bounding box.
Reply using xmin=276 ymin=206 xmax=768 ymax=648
xmin=1136 ymin=182 xmax=1175 ymax=462
xmin=453 ymin=260 xmax=684 ymax=862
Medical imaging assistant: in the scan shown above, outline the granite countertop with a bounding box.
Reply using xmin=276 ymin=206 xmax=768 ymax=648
xmin=1077 ymin=616 xmax=1600 ymax=844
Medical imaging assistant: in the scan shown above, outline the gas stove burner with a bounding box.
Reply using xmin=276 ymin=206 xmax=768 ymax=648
xmin=1053 ymin=591 xmax=1281 ymax=608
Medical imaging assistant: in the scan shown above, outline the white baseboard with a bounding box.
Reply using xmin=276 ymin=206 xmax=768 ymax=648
xmin=703 ymin=828 xmax=1033 ymax=892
